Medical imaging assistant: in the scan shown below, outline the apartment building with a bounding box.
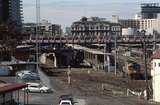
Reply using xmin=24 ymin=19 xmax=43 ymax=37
xmin=71 ymin=17 xmax=122 ymax=37
xmin=0 ymin=0 xmax=23 ymax=31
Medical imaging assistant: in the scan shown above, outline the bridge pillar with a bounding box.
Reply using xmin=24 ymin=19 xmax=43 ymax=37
xmin=104 ymin=41 xmax=112 ymax=72
xmin=40 ymin=53 xmax=57 ymax=68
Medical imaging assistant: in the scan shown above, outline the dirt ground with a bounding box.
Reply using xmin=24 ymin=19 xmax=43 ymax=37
xmin=52 ymin=69 xmax=158 ymax=105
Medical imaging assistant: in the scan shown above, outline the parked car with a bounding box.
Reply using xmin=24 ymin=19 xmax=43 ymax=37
xmin=16 ymin=70 xmax=33 ymax=77
xmin=21 ymin=74 xmax=40 ymax=80
xmin=24 ymin=82 xmax=51 ymax=93
xmin=59 ymin=100 xmax=73 ymax=105
xmin=59 ymin=95 xmax=74 ymax=104
xmin=16 ymin=70 xmax=40 ymax=80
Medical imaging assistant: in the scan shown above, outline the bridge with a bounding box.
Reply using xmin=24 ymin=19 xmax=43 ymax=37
xmin=22 ymin=35 xmax=159 ymax=45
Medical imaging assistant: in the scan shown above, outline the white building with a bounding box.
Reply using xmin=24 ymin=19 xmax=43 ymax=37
xmin=122 ymin=28 xmax=138 ymax=36
xmin=151 ymin=50 xmax=160 ymax=102
xmin=139 ymin=19 xmax=160 ymax=35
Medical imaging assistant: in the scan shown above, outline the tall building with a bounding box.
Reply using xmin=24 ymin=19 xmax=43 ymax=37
xmin=0 ymin=0 xmax=23 ymax=31
xmin=141 ymin=3 xmax=160 ymax=19
xmin=71 ymin=17 xmax=122 ymax=37
xmin=9 ymin=0 xmax=23 ymax=29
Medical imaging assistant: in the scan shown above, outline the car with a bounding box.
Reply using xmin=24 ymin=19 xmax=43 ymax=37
xmin=21 ymin=74 xmax=40 ymax=80
xmin=16 ymin=70 xmax=33 ymax=77
xmin=24 ymin=83 xmax=51 ymax=93
xmin=16 ymin=70 xmax=40 ymax=80
xmin=59 ymin=100 xmax=73 ymax=105
xmin=59 ymin=95 xmax=74 ymax=104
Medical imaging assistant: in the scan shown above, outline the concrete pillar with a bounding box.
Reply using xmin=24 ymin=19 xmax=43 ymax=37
xmin=95 ymin=55 xmax=98 ymax=70
xmin=40 ymin=53 xmax=47 ymax=64
xmin=107 ymin=55 xmax=110 ymax=72
xmin=54 ymin=54 xmax=57 ymax=68
xmin=151 ymin=59 xmax=160 ymax=102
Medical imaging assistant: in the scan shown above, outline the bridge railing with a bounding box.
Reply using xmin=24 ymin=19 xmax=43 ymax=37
xmin=24 ymin=35 xmax=156 ymax=44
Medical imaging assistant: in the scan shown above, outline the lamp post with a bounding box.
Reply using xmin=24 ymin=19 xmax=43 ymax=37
xmin=141 ymin=30 xmax=149 ymax=100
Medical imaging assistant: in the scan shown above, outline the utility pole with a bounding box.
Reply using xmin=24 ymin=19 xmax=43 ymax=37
xmin=36 ymin=0 xmax=40 ymax=71
xmin=104 ymin=41 xmax=107 ymax=72
xmin=142 ymin=30 xmax=149 ymax=100
xmin=114 ymin=34 xmax=117 ymax=76
xmin=153 ymin=31 xmax=156 ymax=52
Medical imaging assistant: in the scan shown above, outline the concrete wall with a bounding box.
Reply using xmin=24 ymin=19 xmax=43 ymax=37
xmin=40 ymin=53 xmax=57 ymax=68
xmin=151 ymin=59 xmax=160 ymax=102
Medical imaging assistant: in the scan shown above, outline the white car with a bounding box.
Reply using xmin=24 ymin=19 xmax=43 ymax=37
xmin=16 ymin=70 xmax=33 ymax=77
xmin=25 ymin=83 xmax=51 ymax=93
xmin=59 ymin=100 xmax=73 ymax=105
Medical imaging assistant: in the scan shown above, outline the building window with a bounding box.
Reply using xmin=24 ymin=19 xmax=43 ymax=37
xmin=159 ymin=63 xmax=160 ymax=67
xmin=155 ymin=62 xmax=156 ymax=67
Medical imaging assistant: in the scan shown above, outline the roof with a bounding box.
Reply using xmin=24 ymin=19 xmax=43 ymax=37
xmin=152 ymin=49 xmax=160 ymax=59
xmin=0 ymin=83 xmax=28 ymax=94
xmin=66 ymin=44 xmax=112 ymax=55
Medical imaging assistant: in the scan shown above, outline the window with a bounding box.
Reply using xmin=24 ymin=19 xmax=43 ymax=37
xmin=159 ymin=63 xmax=160 ymax=67
xmin=155 ymin=62 xmax=156 ymax=67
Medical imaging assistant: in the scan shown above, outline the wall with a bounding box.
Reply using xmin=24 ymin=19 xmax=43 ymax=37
xmin=151 ymin=59 xmax=160 ymax=102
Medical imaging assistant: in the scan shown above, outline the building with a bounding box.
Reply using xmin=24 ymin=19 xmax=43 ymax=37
xmin=51 ymin=24 xmax=62 ymax=36
xmin=0 ymin=0 xmax=23 ymax=31
xmin=71 ymin=17 xmax=122 ymax=37
xmin=112 ymin=15 xmax=140 ymax=29
xmin=122 ymin=28 xmax=138 ymax=36
xmin=151 ymin=50 xmax=160 ymax=102
xmin=118 ymin=19 xmax=140 ymax=29
xmin=112 ymin=3 xmax=160 ymax=34
xmin=0 ymin=0 xmax=9 ymax=23
xmin=23 ymin=20 xmax=62 ymax=36
xmin=65 ymin=27 xmax=72 ymax=36
xmin=23 ymin=23 xmax=36 ymax=35
xmin=139 ymin=19 xmax=160 ymax=35
xmin=141 ymin=3 xmax=160 ymax=19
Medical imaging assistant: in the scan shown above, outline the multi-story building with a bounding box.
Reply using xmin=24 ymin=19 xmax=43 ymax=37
xmin=65 ymin=27 xmax=72 ymax=36
xmin=0 ymin=0 xmax=2 ymax=21
xmin=118 ymin=19 xmax=140 ymax=29
xmin=23 ymin=23 xmax=36 ymax=35
xmin=9 ymin=0 xmax=23 ymax=28
xmin=23 ymin=20 xmax=62 ymax=36
xmin=71 ymin=17 xmax=122 ymax=37
xmin=141 ymin=3 xmax=160 ymax=19
xmin=51 ymin=24 xmax=62 ymax=36
xmin=140 ymin=19 xmax=160 ymax=34
xmin=0 ymin=0 xmax=23 ymax=31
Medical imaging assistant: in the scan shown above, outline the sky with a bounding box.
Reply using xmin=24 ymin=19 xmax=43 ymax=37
xmin=23 ymin=0 xmax=160 ymax=29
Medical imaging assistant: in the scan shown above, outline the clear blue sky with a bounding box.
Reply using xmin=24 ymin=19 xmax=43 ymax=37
xmin=23 ymin=0 xmax=160 ymax=29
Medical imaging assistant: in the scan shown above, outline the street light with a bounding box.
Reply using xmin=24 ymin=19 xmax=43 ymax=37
xmin=141 ymin=30 xmax=149 ymax=100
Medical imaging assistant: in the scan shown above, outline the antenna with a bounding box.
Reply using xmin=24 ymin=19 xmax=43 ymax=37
xmin=36 ymin=0 xmax=40 ymax=71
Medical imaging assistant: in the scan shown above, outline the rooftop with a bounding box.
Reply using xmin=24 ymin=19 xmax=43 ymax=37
xmin=0 ymin=83 xmax=27 ymax=94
